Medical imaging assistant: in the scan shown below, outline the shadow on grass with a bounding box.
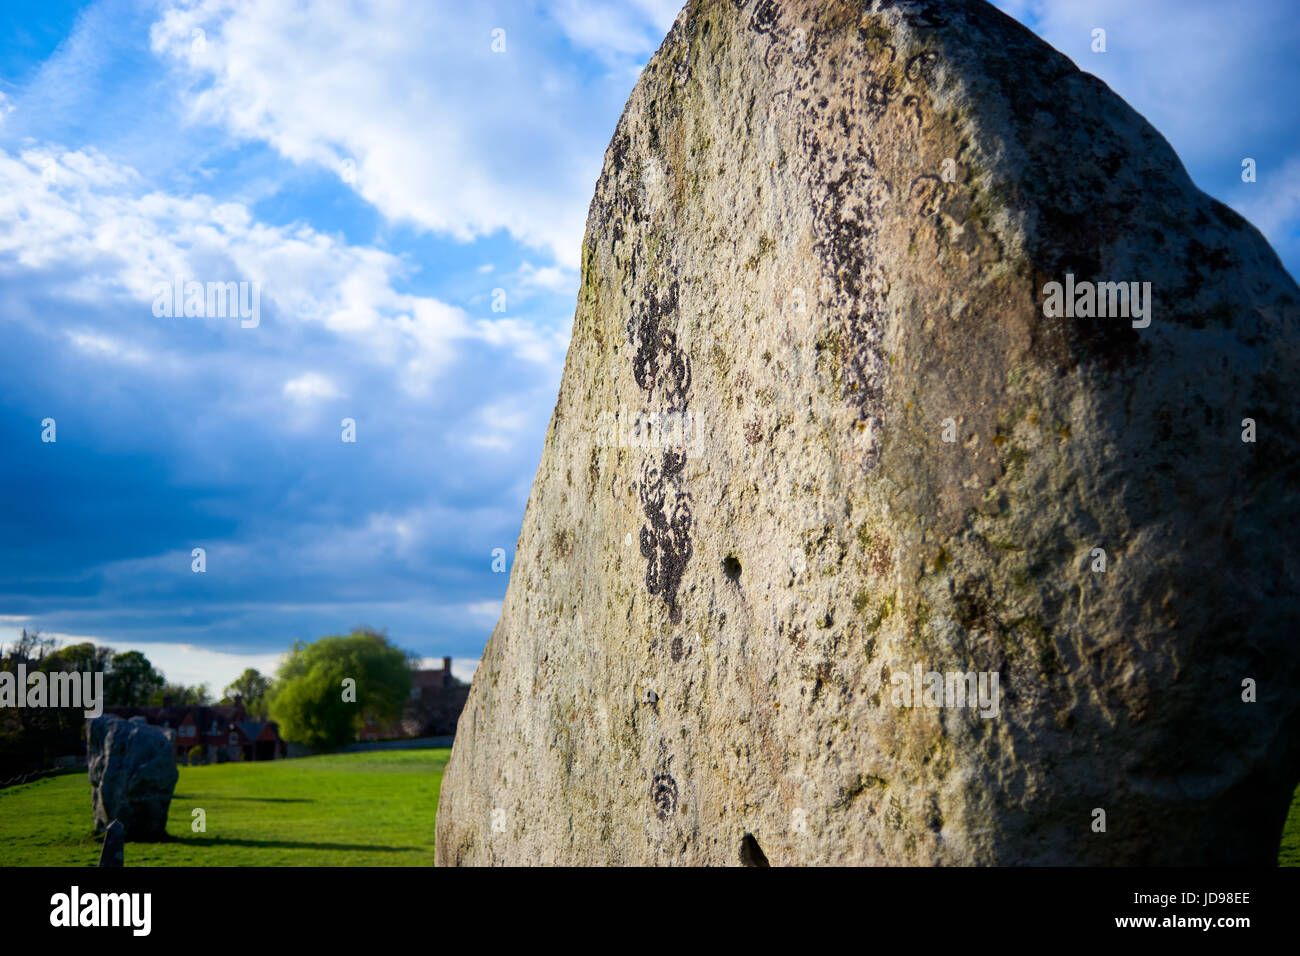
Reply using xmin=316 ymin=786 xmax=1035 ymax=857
xmin=173 ymin=795 xmax=314 ymax=804
xmin=173 ymin=835 xmax=422 ymax=853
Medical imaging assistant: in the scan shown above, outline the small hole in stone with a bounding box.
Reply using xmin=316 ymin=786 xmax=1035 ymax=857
xmin=723 ymin=555 xmax=742 ymax=582
xmin=739 ymin=832 xmax=769 ymax=867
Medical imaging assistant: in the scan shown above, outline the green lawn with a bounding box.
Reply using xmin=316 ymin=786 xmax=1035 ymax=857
xmin=2 ymin=750 xmax=1297 ymax=865
xmin=0 ymin=749 xmax=448 ymax=866
xmin=1280 ymin=783 xmax=1300 ymax=866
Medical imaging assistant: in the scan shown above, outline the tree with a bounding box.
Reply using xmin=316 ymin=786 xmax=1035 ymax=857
xmin=222 ymin=669 xmax=271 ymax=715
xmin=104 ymin=650 xmax=165 ymax=706
xmin=268 ymin=627 xmax=412 ymax=751
xmin=41 ymin=641 xmax=113 ymax=675
xmin=1 ymin=628 xmax=56 ymax=666
xmin=0 ymin=632 xmax=95 ymax=771
xmin=151 ymin=682 xmax=212 ymax=707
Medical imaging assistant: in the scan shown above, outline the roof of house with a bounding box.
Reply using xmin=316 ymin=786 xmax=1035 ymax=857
xmin=105 ymin=705 xmax=281 ymax=743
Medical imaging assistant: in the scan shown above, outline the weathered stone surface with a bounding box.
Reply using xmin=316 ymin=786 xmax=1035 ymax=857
xmin=88 ymin=715 xmax=178 ymax=840
xmin=437 ymin=0 xmax=1300 ymax=865
xmin=98 ymin=819 xmax=124 ymax=867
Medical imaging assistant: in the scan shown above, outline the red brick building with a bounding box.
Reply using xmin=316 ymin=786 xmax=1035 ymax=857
xmin=105 ymin=694 xmax=285 ymax=762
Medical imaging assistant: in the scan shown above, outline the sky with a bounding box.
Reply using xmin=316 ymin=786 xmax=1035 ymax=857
xmin=1 ymin=0 xmax=1297 ymax=694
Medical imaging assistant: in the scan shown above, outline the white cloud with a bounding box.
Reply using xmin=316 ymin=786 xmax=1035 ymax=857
xmin=472 ymin=316 xmax=569 ymax=367
xmin=66 ymin=330 xmax=153 ymax=364
xmin=464 ymin=600 xmax=502 ymax=624
xmin=148 ymin=0 xmax=655 ymax=269
xmin=283 ymin=371 xmax=342 ymax=404
xmin=550 ymin=0 xmax=665 ymax=59
xmin=0 ymin=143 xmax=564 ymax=399
xmin=467 ymin=401 xmax=539 ymax=451
xmin=516 ymin=260 xmax=578 ymax=296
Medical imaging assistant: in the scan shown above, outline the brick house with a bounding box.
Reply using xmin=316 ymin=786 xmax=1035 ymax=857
xmin=358 ymin=657 xmax=469 ymax=741
xmin=105 ymin=694 xmax=285 ymax=762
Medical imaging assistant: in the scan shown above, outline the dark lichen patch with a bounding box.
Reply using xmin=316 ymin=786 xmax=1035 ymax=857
xmin=552 ymin=529 xmax=574 ymax=559
xmin=855 ymin=525 xmax=892 ymax=576
xmin=855 ymin=14 xmax=894 ymax=52
xmin=638 ymin=452 xmax=694 ymax=622
xmin=831 ymin=772 xmax=888 ymax=810
xmin=627 ymin=277 xmax=694 ymax=622
xmin=745 ymin=233 xmax=777 ymax=271
xmin=783 ymin=620 xmax=808 ymax=652
xmin=651 ymin=772 xmax=678 ymax=820
xmin=710 ymin=342 xmax=732 ymax=378
xmin=953 ymin=586 xmax=1001 ymax=639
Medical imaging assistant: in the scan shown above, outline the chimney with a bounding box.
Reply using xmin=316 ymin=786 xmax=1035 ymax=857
xmin=443 ymin=657 xmax=453 ymax=687
xmin=233 ymin=694 xmax=246 ymax=721
xmin=163 ymin=695 xmax=172 ymax=709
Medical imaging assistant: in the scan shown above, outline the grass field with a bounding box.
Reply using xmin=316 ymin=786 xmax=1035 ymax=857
xmin=0 ymin=749 xmax=447 ymax=866
xmin=1279 ymin=785 xmax=1300 ymax=866
xmin=1 ymin=750 xmax=1297 ymax=865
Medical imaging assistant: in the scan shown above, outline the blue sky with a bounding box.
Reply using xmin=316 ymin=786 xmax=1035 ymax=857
xmin=1 ymin=0 xmax=1297 ymax=692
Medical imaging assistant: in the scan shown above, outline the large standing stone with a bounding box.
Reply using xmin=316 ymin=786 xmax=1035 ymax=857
xmin=88 ymin=715 xmax=178 ymax=840
xmin=436 ymin=0 xmax=1300 ymax=865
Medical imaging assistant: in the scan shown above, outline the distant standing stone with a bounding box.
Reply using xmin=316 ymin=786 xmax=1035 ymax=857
xmin=87 ymin=714 xmax=178 ymax=840
xmin=98 ymin=819 xmax=124 ymax=867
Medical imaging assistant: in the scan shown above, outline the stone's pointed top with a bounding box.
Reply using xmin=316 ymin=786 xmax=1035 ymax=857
xmin=98 ymin=819 xmax=124 ymax=867
xmin=437 ymin=0 xmax=1300 ymax=865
